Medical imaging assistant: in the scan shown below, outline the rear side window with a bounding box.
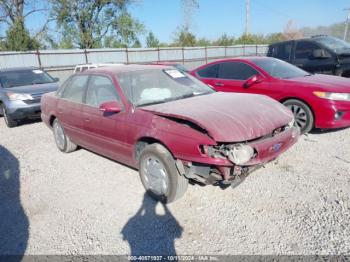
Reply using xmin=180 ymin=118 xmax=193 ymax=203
xmin=218 ymin=62 xmax=257 ymax=80
xmin=269 ymin=43 xmax=292 ymax=60
xmin=197 ymin=64 xmax=219 ymax=78
xmin=86 ymin=75 xmax=121 ymax=107
xmin=295 ymin=41 xmax=320 ymax=59
xmin=61 ymin=75 xmax=89 ymax=103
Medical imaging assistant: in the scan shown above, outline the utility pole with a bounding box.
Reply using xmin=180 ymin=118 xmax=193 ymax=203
xmin=245 ymin=0 xmax=250 ymax=35
xmin=343 ymin=8 xmax=350 ymax=41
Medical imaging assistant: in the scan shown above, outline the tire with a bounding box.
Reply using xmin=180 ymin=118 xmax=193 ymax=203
xmin=283 ymin=99 xmax=314 ymax=134
xmin=53 ymin=119 xmax=77 ymax=153
xmin=2 ymin=104 xmax=18 ymax=128
xmin=139 ymin=143 xmax=188 ymax=203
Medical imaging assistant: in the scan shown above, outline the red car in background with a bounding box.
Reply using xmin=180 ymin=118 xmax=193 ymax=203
xmin=191 ymin=57 xmax=350 ymax=133
xmin=150 ymin=61 xmax=189 ymax=72
xmin=41 ymin=65 xmax=299 ymax=203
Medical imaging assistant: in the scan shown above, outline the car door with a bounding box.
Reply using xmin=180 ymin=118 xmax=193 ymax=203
xmin=56 ymin=75 xmax=89 ymax=145
xmin=292 ymin=40 xmax=336 ymax=74
xmin=211 ymin=61 xmax=269 ymax=96
xmin=81 ymin=74 xmax=129 ymax=162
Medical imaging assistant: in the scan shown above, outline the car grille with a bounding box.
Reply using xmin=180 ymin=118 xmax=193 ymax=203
xmin=24 ymin=92 xmax=44 ymax=105
xmin=24 ymin=98 xmax=41 ymax=104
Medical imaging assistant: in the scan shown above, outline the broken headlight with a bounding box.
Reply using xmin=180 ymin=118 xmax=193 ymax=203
xmin=205 ymin=144 xmax=255 ymax=165
xmin=227 ymin=144 xmax=255 ymax=165
xmin=287 ymin=118 xmax=295 ymax=128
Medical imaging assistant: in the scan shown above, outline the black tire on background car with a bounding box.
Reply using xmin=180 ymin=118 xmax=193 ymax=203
xmin=139 ymin=143 xmax=188 ymax=203
xmin=283 ymin=99 xmax=314 ymax=134
xmin=1 ymin=104 xmax=18 ymax=128
xmin=53 ymin=119 xmax=77 ymax=153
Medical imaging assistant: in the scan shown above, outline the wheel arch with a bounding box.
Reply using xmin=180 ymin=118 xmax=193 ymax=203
xmin=279 ymin=96 xmax=316 ymax=124
xmin=134 ymin=137 xmax=173 ymax=163
xmin=49 ymin=115 xmax=57 ymax=127
xmin=341 ymin=70 xmax=350 ymax=78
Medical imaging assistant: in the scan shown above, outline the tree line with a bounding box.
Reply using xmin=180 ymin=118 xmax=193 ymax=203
xmin=0 ymin=0 xmax=339 ymax=51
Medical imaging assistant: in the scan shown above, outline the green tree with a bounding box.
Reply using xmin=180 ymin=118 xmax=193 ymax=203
xmin=146 ymin=31 xmax=160 ymax=47
xmin=174 ymin=27 xmax=196 ymax=47
xmin=50 ymin=0 xmax=144 ymax=49
xmin=5 ymin=18 xmax=39 ymax=50
xmin=235 ymin=33 xmax=267 ymax=44
xmin=0 ymin=0 xmax=47 ymax=50
xmin=196 ymin=37 xmax=211 ymax=46
xmin=265 ymin=32 xmax=285 ymax=44
xmin=213 ymin=34 xmax=235 ymax=46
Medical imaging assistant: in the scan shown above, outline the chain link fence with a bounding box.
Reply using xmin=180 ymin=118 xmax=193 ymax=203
xmin=0 ymin=45 xmax=268 ymax=82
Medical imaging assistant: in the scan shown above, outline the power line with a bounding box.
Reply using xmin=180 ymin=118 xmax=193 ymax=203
xmin=251 ymin=0 xmax=292 ymax=20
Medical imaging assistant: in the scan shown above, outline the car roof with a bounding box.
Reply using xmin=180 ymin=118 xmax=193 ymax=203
xmin=0 ymin=66 xmax=38 ymax=72
xmin=207 ymin=56 xmax=273 ymax=63
xmin=269 ymin=36 xmax=333 ymax=46
xmin=87 ymin=64 xmax=173 ymax=74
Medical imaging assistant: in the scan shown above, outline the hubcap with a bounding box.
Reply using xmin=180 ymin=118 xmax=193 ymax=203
xmin=54 ymin=122 xmax=65 ymax=150
xmin=141 ymin=156 xmax=169 ymax=195
xmin=286 ymin=104 xmax=307 ymax=130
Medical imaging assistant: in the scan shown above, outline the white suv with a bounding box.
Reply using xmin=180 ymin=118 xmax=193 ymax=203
xmin=74 ymin=63 xmax=124 ymax=73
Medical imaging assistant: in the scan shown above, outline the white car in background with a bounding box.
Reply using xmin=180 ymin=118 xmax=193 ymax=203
xmin=73 ymin=63 xmax=124 ymax=73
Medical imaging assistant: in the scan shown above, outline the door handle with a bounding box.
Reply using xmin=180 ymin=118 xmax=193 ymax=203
xmin=57 ymin=108 xmax=63 ymax=114
xmin=214 ymin=82 xmax=224 ymax=87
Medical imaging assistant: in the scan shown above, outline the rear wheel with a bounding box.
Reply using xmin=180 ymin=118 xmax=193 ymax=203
xmin=283 ymin=99 xmax=314 ymax=134
xmin=1 ymin=104 xmax=18 ymax=128
xmin=139 ymin=143 xmax=188 ymax=203
xmin=53 ymin=119 xmax=77 ymax=153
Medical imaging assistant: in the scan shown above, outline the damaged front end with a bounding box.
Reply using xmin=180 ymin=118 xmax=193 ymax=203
xmin=175 ymin=123 xmax=300 ymax=189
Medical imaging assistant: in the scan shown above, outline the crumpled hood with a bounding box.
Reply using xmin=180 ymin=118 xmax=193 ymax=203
xmin=141 ymin=92 xmax=293 ymax=142
xmin=289 ymin=74 xmax=350 ymax=92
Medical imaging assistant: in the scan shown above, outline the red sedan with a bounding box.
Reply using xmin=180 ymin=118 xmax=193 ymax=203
xmin=191 ymin=57 xmax=350 ymax=133
xmin=41 ymin=65 xmax=299 ymax=203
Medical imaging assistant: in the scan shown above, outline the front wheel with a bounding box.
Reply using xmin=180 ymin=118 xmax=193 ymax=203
xmin=283 ymin=99 xmax=314 ymax=134
xmin=139 ymin=143 xmax=188 ymax=203
xmin=53 ymin=119 xmax=77 ymax=153
xmin=1 ymin=104 xmax=18 ymax=128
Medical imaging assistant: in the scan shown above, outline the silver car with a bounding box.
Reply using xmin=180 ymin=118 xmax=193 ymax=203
xmin=0 ymin=67 xmax=59 ymax=127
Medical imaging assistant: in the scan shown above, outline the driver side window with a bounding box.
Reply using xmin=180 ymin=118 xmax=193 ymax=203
xmin=86 ymin=75 xmax=121 ymax=107
xmin=218 ymin=62 xmax=258 ymax=80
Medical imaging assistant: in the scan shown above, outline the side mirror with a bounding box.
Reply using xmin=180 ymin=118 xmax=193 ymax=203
xmin=53 ymin=77 xmax=60 ymax=82
xmin=243 ymin=74 xmax=263 ymax=88
xmin=99 ymin=101 xmax=122 ymax=114
xmin=312 ymin=49 xmax=331 ymax=59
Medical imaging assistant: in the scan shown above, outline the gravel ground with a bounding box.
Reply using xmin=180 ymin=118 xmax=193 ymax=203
xmin=0 ymin=119 xmax=349 ymax=256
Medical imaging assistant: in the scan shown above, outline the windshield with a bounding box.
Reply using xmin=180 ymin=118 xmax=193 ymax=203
xmin=0 ymin=69 xmax=55 ymax=88
xmin=314 ymin=37 xmax=350 ymax=54
xmin=252 ymin=58 xmax=310 ymax=79
xmin=116 ymin=69 xmax=214 ymax=106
